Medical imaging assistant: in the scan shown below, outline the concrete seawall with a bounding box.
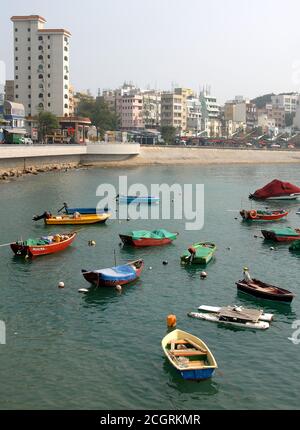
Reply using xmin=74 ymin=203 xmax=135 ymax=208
xmin=1 ymin=144 xmax=300 ymax=180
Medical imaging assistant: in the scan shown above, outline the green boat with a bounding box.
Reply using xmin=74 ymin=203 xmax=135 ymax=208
xmin=181 ymin=242 xmax=217 ymax=265
xmin=289 ymin=240 xmax=300 ymax=251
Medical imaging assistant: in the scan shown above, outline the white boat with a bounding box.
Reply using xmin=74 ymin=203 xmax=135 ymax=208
xmin=296 ymin=209 xmax=300 ymax=215
xmin=187 ymin=305 xmax=274 ymax=330
xmin=265 ymin=194 xmax=300 ymax=201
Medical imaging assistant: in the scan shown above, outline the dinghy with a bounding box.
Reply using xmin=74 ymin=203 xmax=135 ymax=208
xmin=81 ymin=259 xmax=144 ymax=287
xmin=240 ymin=209 xmax=288 ymax=221
xmin=261 ymin=227 xmax=300 ymax=242
xmin=161 ymin=329 xmax=217 ymax=380
xmin=117 ymin=195 xmax=159 ymax=204
xmin=119 ymin=229 xmax=178 ymax=247
xmin=181 ymin=242 xmax=216 ymax=264
xmin=10 ymin=232 xmax=76 ymax=257
xmin=33 ymin=211 xmax=111 ymax=225
xmin=188 ymin=305 xmax=273 ymax=330
xmin=236 ymin=279 xmax=295 ymax=303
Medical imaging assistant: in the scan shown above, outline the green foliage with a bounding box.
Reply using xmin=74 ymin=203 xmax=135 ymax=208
xmin=77 ymin=97 xmax=120 ymax=139
xmin=37 ymin=111 xmax=59 ymax=143
xmin=251 ymin=93 xmax=275 ymax=109
xmin=285 ymin=112 xmax=295 ymax=127
xmin=160 ymin=126 xmax=176 ymax=144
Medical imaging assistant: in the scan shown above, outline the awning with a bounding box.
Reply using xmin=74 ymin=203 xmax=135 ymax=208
xmin=4 ymin=128 xmax=27 ymax=135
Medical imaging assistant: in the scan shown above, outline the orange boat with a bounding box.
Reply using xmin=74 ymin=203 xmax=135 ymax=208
xmin=240 ymin=209 xmax=288 ymax=221
xmin=10 ymin=232 xmax=77 ymax=257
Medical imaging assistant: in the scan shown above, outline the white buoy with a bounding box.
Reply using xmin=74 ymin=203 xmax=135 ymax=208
xmin=148 ymin=266 xmax=152 ymax=270
xmin=115 ymin=284 xmax=122 ymax=292
xmin=89 ymin=240 xmax=96 ymax=246
xmin=200 ymin=271 xmax=207 ymax=279
xmin=270 ymin=247 xmax=275 ymax=251
xmin=58 ymin=281 xmax=65 ymax=288
xmin=78 ymin=288 xmax=89 ymax=293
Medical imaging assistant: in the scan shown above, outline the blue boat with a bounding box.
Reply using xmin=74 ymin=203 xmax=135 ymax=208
xmin=117 ymin=195 xmax=160 ymax=204
xmin=58 ymin=203 xmax=110 ymax=215
xmin=162 ymin=329 xmax=217 ymax=380
xmin=81 ymin=259 xmax=144 ymax=287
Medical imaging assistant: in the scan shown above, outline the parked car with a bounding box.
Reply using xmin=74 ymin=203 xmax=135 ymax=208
xmin=20 ymin=137 xmax=33 ymax=145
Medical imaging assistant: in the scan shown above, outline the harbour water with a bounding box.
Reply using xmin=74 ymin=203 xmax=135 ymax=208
xmin=0 ymin=164 xmax=299 ymax=410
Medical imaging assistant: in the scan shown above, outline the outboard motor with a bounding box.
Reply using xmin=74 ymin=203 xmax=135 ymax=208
xmin=32 ymin=211 xmax=51 ymax=221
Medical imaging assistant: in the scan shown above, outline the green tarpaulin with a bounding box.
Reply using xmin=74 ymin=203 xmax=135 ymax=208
xmin=271 ymin=227 xmax=299 ymax=237
xmin=130 ymin=229 xmax=177 ymax=240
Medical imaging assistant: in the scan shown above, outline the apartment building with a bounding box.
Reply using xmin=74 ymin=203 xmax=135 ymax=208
xmin=161 ymin=92 xmax=183 ymax=133
xmin=271 ymin=93 xmax=299 ymax=113
xmin=11 ymin=15 xmax=71 ymax=117
xmin=142 ymin=90 xmax=161 ymax=128
xmin=4 ymin=80 xmax=15 ymax=102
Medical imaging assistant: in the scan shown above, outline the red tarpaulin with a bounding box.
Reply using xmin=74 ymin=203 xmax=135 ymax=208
xmin=250 ymin=179 xmax=300 ymax=199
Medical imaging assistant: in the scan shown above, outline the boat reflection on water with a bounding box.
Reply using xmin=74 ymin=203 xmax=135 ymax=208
xmin=162 ymin=359 xmax=219 ymax=394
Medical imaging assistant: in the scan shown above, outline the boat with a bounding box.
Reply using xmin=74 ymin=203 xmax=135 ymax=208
xmin=297 ymin=209 xmax=300 ymax=215
xmin=180 ymin=242 xmax=216 ymax=264
xmin=81 ymin=259 xmax=144 ymax=287
xmin=249 ymin=179 xmax=300 ymax=200
xmin=33 ymin=211 xmax=111 ymax=225
xmin=119 ymin=229 xmax=178 ymax=247
xmin=10 ymin=232 xmax=76 ymax=257
xmin=58 ymin=202 xmax=110 ymax=215
xmin=161 ymin=329 xmax=218 ymax=380
xmin=261 ymin=227 xmax=300 ymax=242
xmin=188 ymin=305 xmax=273 ymax=330
xmin=236 ymin=278 xmax=295 ymax=303
xmin=117 ymin=195 xmax=160 ymax=204
xmin=240 ymin=209 xmax=288 ymax=221
xmin=289 ymin=240 xmax=300 ymax=251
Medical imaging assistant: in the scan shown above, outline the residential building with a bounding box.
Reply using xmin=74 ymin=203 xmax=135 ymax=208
xmin=2 ymin=100 xmax=27 ymax=143
xmin=4 ymin=80 xmax=14 ymax=102
xmin=174 ymin=88 xmax=193 ymax=133
xmin=186 ymin=96 xmax=202 ymax=134
xmin=142 ymin=90 xmax=161 ymax=128
xmin=11 ymin=15 xmax=71 ymax=117
xmin=161 ymin=91 xmax=183 ymax=133
xmin=118 ymin=93 xmax=144 ymax=129
xmin=200 ymin=90 xmax=220 ymax=120
xmin=102 ymin=89 xmax=117 ymax=113
xmin=246 ymin=102 xmax=257 ymax=129
xmin=73 ymin=90 xmax=94 ymax=115
xmin=68 ymin=84 xmax=74 ymax=116
xmin=258 ymin=112 xmax=276 ymax=134
xmin=265 ymin=104 xmax=285 ymax=129
xmin=271 ymin=93 xmax=300 ymax=113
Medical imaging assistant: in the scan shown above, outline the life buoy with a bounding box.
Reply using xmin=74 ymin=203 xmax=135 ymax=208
xmin=249 ymin=210 xmax=257 ymax=219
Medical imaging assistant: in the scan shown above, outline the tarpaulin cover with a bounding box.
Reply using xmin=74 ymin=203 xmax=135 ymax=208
xmin=251 ymin=179 xmax=300 ymax=199
xmin=131 ymin=229 xmax=177 ymax=240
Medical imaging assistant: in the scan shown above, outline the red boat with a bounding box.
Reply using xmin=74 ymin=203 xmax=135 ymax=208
xmin=10 ymin=232 xmax=77 ymax=257
xmin=249 ymin=179 xmax=300 ymax=200
xmin=261 ymin=227 xmax=300 ymax=242
xmin=119 ymin=234 xmax=175 ymax=247
xmin=119 ymin=229 xmax=178 ymax=247
xmin=240 ymin=209 xmax=288 ymax=221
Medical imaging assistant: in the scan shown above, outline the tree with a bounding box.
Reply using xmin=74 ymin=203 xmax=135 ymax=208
xmin=77 ymin=98 xmax=119 ymax=140
xmin=160 ymin=126 xmax=176 ymax=144
xmin=37 ymin=111 xmax=59 ymax=143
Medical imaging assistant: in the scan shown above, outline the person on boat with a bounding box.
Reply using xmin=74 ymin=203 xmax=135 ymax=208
xmin=243 ymin=267 xmax=252 ymax=283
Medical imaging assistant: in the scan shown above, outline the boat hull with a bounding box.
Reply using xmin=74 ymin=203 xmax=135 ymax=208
xmin=65 ymin=208 xmax=109 ymax=215
xmin=10 ymin=233 xmax=76 ymax=257
xmin=82 ymin=260 xmax=144 ymax=287
xmin=236 ymin=279 xmax=294 ymax=303
xmin=45 ymin=213 xmax=111 ymax=225
xmin=180 ymin=368 xmax=215 ymax=380
xmin=240 ymin=210 xmax=288 ymax=221
xmin=188 ymin=311 xmax=269 ymax=330
xmin=119 ymin=234 xmax=173 ymax=247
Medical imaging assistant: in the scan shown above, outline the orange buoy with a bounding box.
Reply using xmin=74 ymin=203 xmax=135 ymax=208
xmin=167 ymin=314 xmax=177 ymax=328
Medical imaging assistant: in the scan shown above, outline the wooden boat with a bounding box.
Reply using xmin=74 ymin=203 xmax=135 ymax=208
xmin=117 ymin=195 xmax=160 ymax=204
xmin=236 ymin=279 xmax=295 ymax=303
xmin=249 ymin=179 xmax=300 ymax=200
xmin=119 ymin=229 xmax=178 ymax=247
xmin=33 ymin=211 xmax=111 ymax=225
xmin=261 ymin=227 xmax=300 ymax=242
xmin=81 ymin=259 xmax=144 ymax=287
xmin=188 ymin=305 xmax=274 ymax=330
xmin=58 ymin=203 xmax=110 ymax=215
xmin=240 ymin=209 xmax=288 ymax=221
xmin=181 ymin=242 xmax=216 ymax=264
xmin=10 ymin=232 xmax=76 ymax=257
xmin=161 ymin=329 xmax=217 ymax=380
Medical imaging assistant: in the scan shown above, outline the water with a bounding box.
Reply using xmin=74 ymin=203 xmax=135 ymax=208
xmin=0 ymin=164 xmax=299 ymax=410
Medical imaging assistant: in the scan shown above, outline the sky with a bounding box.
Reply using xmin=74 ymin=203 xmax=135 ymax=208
xmin=1 ymin=0 xmax=300 ymax=103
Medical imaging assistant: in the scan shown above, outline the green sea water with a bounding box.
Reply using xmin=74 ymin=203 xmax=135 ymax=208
xmin=0 ymin=164 xmax=299 ymax=410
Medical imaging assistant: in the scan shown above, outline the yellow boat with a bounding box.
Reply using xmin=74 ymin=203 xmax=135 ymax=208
xmin=33 ymin=211 xmax=111 ymax=225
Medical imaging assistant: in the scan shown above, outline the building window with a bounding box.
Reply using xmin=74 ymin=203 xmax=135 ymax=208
xmin=48 ymin=36 xmax=50 ymax=39
xmin=39 ymin=84 xmax=44 ymax=89
xmin=16 ymin=75 xmax=18 ymax=79
xmin=15 ymin=94 xmax=18 ymax=99
xmin=28 ymin=56 xmax=31 ymax=61
xmin=38 ymin=103 xmax=43 ymax=108
xmin=28 ymin=104 xmax=31 ymax=108
xmin=64 ymin=75 xmax=68 ymax=80
xmin=15 ymin=66 xmax=18 ymax=70
xmin=15 ymin=47 xmax=18 ymax=51
xmin=28 ymin=38 xmax=31 ymax=42
xmin=28 ymin=28 xmax=30 ymax=32
xmin=28 ymin=85 xmax=31 ymax=89
xmin=48 ymin=45 xmax=50 ymax=49
xmin=48 ymin=64 xmax=50 ymax=68
xmin=38 ymin=46 xmax=43 ymax=50
xmin=39 ymin=93 xmax=43 ymax=98
xmin=15 ymin=57 xmax=18 ymax=61
xmin=47 ymin=55 xmax=50 ymax=59
xmin=64 ymin=85 xmax=68 ymax=89
xmin=15 ymin=28 xmax=18 ymax=32
xmin=38 ymin=55 xmax=43 ymax=60
xmin=15 ymin=38 xmax=18 ymax=42
xmin=48 ymin=93 xmax=51 ymax=97
xmin=48 ymin=103 xmax=51 ymax=107
xmin=64 ymin=104 xmax=68 ymax=108
xmin=64 ymin=47 xmax=68 ymax=51
xmin=15 ymin=84 xmax=18 ymax=89
xmin=38 ymin=74 xmax=43 ymax=79
xmin=64 ymin=56 xmax=68 ymax=61
xmin=64 ymin=94 xmax=68 ymax=99
xmin=38 ymin=36 xmax=43 ymax=41
xmin=28 ymin=66 xmax=31 ymax=70
xmin=28 ymin=95 xmax=31 ymax=99
xmin=28 ymin=47 xmax=31 ymax=51
xmin=28 ymin=76 xmax=31 ymax=80
xmin=48 ymin=74 xmax=50 ymax=78
xmin=64 ymin=37 xmax=68 ymax=42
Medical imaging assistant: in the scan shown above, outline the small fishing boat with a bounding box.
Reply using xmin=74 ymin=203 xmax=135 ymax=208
xmin=81 ymin=259 xmax=144 ymax=287
xmin=33 ymin=211 xmax=111 ymax=225
xmin=181 ymin=242 xmax=216 ymax=264
xmin=117 ymin=195 xmax=160 ymax=204
xmin=249 ymin=179 xmax=300 ymax=200
xmin=119 ymin=229 xmax=178 ymax=247
xmin=236 ymin=279 xmax=295 ymax=303
xmin=240 ymin=209 xmax=288 ymax=221
xmin=10 ymin=232 xmax=76 ymax=257
xmin=161 ymin=329 xmax=218 ymax=380
xmin=261 ymin=227 xmax=300 ymax=242
xmin=188 ymin=305 xmax=273 ymax=330
xmin=58 ymin=202 xmax=110 ymax=215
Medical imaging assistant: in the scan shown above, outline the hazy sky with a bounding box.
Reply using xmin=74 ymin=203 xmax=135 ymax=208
xmin=2 ymin=0 xmax=300 ymax=102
